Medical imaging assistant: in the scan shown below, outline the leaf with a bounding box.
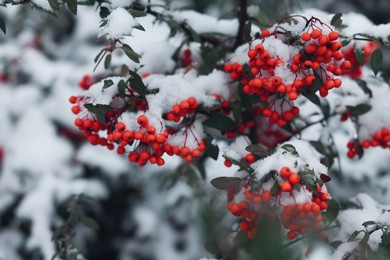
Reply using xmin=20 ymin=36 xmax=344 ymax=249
xmin=346 ymin=104 xmax=371 ymax=117
xmin=382 ymin=228 xmax=390 ymax=246
xmin=222 ymin=155 xmax=254 ymax=174
xmin=359 ymin=231 xmax=370 ymax=245
xmin=322 ymin=199 xmax=339 ymax=224
xmin=320 ymin=174 xmax=332 ymax=183
xmin=94 ymin=48 xmax=105 ymax=63
xmin=188 ymin=26 xmax=201 ymax=43
xmin=79 ymin=193 xmax=96 ymax=202
xmin=370 ymin=49 xmax=383 ymax=75
xmin=117 ymin=79 xmax=127 ymax=98
xmin=355 ymin=79 xmax=373 ymax=98
xmin=231 ymin=102 xmax=242 ymax=123
xmin=51 ymin=225 xmax=64 ymax=241
xmin=270 ymin=181 xmax=280 ymax=195
xmin=102 ymin=79 xmax=113 ymax=89
xmin=66 ymin=0 xmax=77 ymax=15
xmin=331 ymin=13 xmax=343 ymax=27
xmin=204 ymin=240 xmax=219 ymax=254
xmin=281 ymin=144 xmax=299 ymax=156
xmin=348 ymin=230 xmax=363 ymax=242
xmin=0 ymin=17 xmax=6 ymax=34
xmin=246 ymin=144 xmax=272 ymax=158
xmin=309 ymin=140 xmax=328 ymax=155
xmin=210 ymin=177 xmax=243 ymax=190
xmin=362 ymin=221 xmax=377 ymax=227
xmin=80 ymin=215 xmax=100 ymax=230
xmin=354 ymin=47 xmax=365 ymax=66
xmin=84 ymin=103 xmax=113 ymax=115
xmin=203 ymin=114 xmax=236 ymax=132
xmin=122 ymin=44 xmax=141 ymax=63
xmin=243 ymin=21 xmax=252 ymax=42
xmin=128 ymin=70 xmax=147 ymax=96
xmin=128 ymin=9 xmax=147 ymax=17
xmin=104 ymin=54 xmax=111 ymax=69
xmin=47 ymin=0 xmax=60 ymax=12
xmin=69 ymin=207 xmax=79 ymax=226
xmin=99 ymin=7 xmax=110 ymax=18
xmin=204 ymin=136 xmax=219 ymax=160
xmin=133 ymin=24 xmax=145 ymax=32
xmin=301 ymin=88 xmax=321 ymax=108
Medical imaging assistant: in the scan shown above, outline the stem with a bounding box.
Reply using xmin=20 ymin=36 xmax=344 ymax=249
xmin=234 ymin=0 xmax=248 ymax=48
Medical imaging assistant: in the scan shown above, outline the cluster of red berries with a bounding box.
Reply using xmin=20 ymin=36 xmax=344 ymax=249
xmin=262 ymin=102 xmax=300 ymax=127
xmin=347 ymin=127 xmax=390 ymax=158
xmin=226 ymin=166 xmax=330 ymax=240
xmin=342 ymin=42 xmax=378 ymax=79
xmin=165 ymin=97 xmax=198 ymax=122
xmin=182 ymin=49 xmax=192 ymax=67
xmin=71 ymin=88 xmax=205 ymax=166
xmin=79 ymin=75 xmax=94 ymax=90
xmin=224 ymin=19 xmax=350 ymax=128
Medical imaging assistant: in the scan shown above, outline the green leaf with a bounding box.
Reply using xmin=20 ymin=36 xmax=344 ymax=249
xmin=51 ymin=225 xmax=64 ymax=241
xmin=330 ymin=13 xmax=343 ymax=27
xmin=84 ymin=103 xmax=113 ymax=115
xmin=0 ymin=17 xmax=6 ymax=34
xmin=231 ymin=102 xmax=242 ymax=123
xmin=243 ymin=21 xmax=252 ymax=42
xmin=99 ymin=7 xmax=110 ymax=18
xmin=204 ymin=136 xmax=219 ymax=160
xmin=66 ymin=0 xmax=77 ymax=15
xmin=79 ymin=193 xmax=96 ymax=202
xmin=359 ymin=231 xmax=370 ymax=245
xmin=309 ymin=141 xmax=328 ymax=155
xmin=188 ymin=26 xmax=201 ymax=43
xmin=133 ymin=24 xmax=145 ymax=31
xmin=370 ymin=49 xmax=383 ymax=75
xmin=203 ymin=114 xmax=236 ymax=132
xmin=348 ymin=230 xmax=363 ymax=242
xmin=69 ymin=207 xmax=79 ymax=226
xmin=122 ymin=44 xmax=141 ymax=63
xmin=222 ymin=155 xmax=254 ymax=174
xmin=354 ymin=47 xmax=365 ymax=66
xmin=301 ymin=88 xmax=322 ymax=108
xmin=281 ymin=144 xmax=299 ymax=156
xmin=128 ymin=9 xmax=147 ymax=17
xmin=80 ymin=215 xmax=100 ymax=230
xmin=382 ymin=228 xmax=390 ymax=246
xmin=322 ymin=199 xmax=339 ymax=224
xmin=245 ymin=144 xmax=272 ymax=158
xmin=270 ymin=180 xmax=280 ymax=195
xmin=362 ymin=221 xmax=377 ymax=227
xmin=104 ymin=54 xmax=112 ymax=69
xmin=94 ymin=48 xmax=106 ymax=63
xmin=117 ymin=79 xmax=127 ymax=98
xmin=102 ymin=79 xmax=113 ymax=89
xmin=210 ymin=177 xmax=243 ymax=190
xmin=355 ymin=79 xmax=372 ymax=98
xmin=48 ymin=0 xmax=60 ymax=12
xmin=346 ymin=104 xmax=371 ymax=117
xmin=128 ymin=70 xmax=147 ymax=96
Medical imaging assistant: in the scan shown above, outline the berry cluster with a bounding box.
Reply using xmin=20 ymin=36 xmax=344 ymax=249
xmin=347 ymin=127 xmax=390 ymax=158
xmin=79 ymin=75 xmax=94 ymax=90
xmin=182 ymin=49 xmax=192 ymax=67
xmin=226 ymin=166 xmax=330 ymax=240
xmin=165 ymin=97 xmax=198 ymax=122
xmin=70 ymin=75 xmax=207 ymax=166
xmin=224 ymin=17 xmax=350 ymax=127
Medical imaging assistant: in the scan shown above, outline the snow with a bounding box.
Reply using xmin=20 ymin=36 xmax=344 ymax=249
xmin=334 ymin=193 xmax=390 ymax=252
xmin=99 ymin=7 xmax=139 ymax=40
xmin=31 ymin=0 xmax=52 ymax=11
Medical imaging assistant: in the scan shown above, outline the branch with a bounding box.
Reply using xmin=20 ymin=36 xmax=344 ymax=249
xmin=234 ymin=0 xmax=248 ymax=48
